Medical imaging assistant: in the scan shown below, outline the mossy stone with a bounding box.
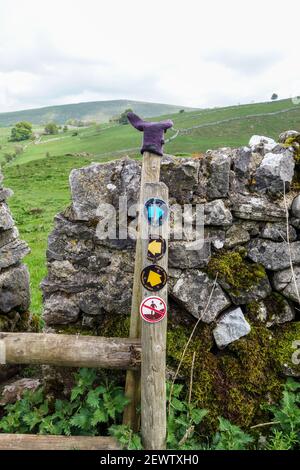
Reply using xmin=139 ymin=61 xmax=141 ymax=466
xmin=284 ymin=135 xmax=300 ymax=189
xmin=0 ymin=315 xmax=10 ymax=331
xmin=101 ymin=315 xmax=130 ymax=338
xmin=273 ymin=322 xmax=300 ymax=376
xmin=166 ymin=320 xmax=296 ymax=432
xmin=247 ymin=293 xmax=290 ymax=325
xmin=207 ymin=249 xmax=267 ymax=298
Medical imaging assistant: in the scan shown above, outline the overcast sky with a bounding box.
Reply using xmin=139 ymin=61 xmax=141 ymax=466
xmin=0 ymin=0 xmax=299 ymax=112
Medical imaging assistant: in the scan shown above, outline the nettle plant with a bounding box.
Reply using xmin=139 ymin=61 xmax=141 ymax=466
xmin=167 ymin=379 xmax=300 ymax=450
xmin=0 ymin=369 xmax=129 ymax=437
xmin=166 ymin=382 xmax=209 ymax=450
xmin=0 ymin=370 xmax=300 ymax=450
xmin=261 ymin=378 xmax=300 ymax=450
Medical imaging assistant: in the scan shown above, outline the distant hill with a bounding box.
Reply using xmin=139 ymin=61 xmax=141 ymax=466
xmin=0 ymin=100 xmax=196 ymax=126
xmin=1 ymin=97 xmax=300 ymax=167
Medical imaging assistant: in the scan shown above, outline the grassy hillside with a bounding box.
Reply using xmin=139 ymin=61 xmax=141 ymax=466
xmin=1 ymin=98 xmax=300 ymax=167
xmin=0 ymin=99 xmax=194 ymax=126
xmin=1 ymin=97 xmax=300 ymax=316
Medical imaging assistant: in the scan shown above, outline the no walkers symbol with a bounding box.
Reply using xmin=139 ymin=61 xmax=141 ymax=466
xmin=147 ymin=235 xmax=166 ymax=262
xmin=140 ymin=296 xmax=167 ymax=323
xmin=141 ymin=265 xmax=167 ymax=292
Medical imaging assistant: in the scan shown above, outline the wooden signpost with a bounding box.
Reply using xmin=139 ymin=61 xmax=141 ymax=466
xmin=123 ymin=112 xmax=172 ymax=450
xmin=123 ymin=151 xmax=161 ymax=431
xmin=140 ymin=182 xmax=168 ymax=450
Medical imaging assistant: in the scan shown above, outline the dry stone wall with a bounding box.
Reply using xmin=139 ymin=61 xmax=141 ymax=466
xmin=0 ymin=166 xmax=31 ymax=383
xmin=41 ymin=130 xmax=300 ymax=427
xmin=42 ymin=131 xmax=300 ymax=356
xmin=0 ymin=168 xmax=30 ymax=332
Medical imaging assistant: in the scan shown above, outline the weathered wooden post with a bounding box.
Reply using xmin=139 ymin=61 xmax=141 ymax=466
xmin=140 ymin=182 xmax=168 ymax=449
xmin=123 ymin=152 xmax=161 ymax=430
xmin=123 ymin=113 xmax=172 ymax=449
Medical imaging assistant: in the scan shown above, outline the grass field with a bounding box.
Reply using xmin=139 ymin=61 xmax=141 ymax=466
xmin=1 ymin=97 xmax=300 ymax=317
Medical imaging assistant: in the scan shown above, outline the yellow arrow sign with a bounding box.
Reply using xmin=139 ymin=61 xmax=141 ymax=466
xmin=141 ymin=265 xmax=167 ymax=291
xmin=148 ymin=240 xmax=162 ymax=256
xmin=147 ymin=270 xmax=162 ymax=287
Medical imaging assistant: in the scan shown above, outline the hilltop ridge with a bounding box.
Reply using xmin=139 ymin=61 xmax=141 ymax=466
xmin=0 ymin=99 xmax=196 ymax=126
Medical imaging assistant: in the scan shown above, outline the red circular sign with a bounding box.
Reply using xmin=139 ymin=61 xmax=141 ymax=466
xmin=140 ymin=296 xmax=167 ymax=323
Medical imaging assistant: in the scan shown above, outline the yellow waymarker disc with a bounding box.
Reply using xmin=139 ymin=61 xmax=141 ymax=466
xmin=147 ymin=235 xmax=166 ymax=262
xmin=141 ymin=265 xmax=168 ymax=292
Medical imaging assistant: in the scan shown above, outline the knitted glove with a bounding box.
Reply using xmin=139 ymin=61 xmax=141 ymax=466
xmin=127 ymin=112 xmax=173 ymax=156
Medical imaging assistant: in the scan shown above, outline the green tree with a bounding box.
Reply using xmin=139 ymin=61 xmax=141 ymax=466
xmin=10 ymin=121 xmax=32 ymax=142
xmin=63 ymin=125 xmax=68 ymax=132
xmin=271 ymin=93 xmax=278 ymax=101
xmin=118 ymin=108 xmax=133 ymax=125
xmin=44 ymin=122 xmax=59 ymax=135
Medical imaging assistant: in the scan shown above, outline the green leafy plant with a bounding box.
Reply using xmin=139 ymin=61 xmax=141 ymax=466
xmin=0 ymin=387 xmax=48 ymax=434
xmin=109 ymin=425 xmax=143 ymax=450
xmin=0 ymin=368 xmax=129 ymax=436
xmin=212 ymin=417 xmax=254 ymax=450
xmin=1 ymin=371 xmax=300 ymax=451
xmin=261 ymin=378 xmax=300 ymax=450
xmin=167 ymin=383 xmax=208 ymax=450
xmin=265 ymin=430 xmax=298 ymax=450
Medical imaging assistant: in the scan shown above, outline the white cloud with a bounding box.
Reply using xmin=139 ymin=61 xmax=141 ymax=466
xmin=203 ymin=49 xmax=284 ymax=76
xmin=0 ymin=0 xmax=299 ymax=111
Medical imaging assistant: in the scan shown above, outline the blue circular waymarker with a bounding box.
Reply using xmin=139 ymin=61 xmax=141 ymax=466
xmin=144 ymin=198 xmax=168 ymax=227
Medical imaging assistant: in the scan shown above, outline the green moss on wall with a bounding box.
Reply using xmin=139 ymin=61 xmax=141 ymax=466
xmin=207 ymin=249 xmax=266 ymax=296
xmin=284 ymin=135 xmax=300 ymax=163
xmin=166 ymin=320 xmax=299 ymax=431
xmin=56 ymin=325 xmax=97 ymax=336
xmin=0 ymin=310 xmax=37 ymax=332
xmin=246 ymin=300 xmax=262 ymax=321
xmin=0 ymin=315 xmax=10 ymax=331
xmin=52 ymin=314 xmax=131 ymax=337
xmin=273 ymin=322 xmax=300 ymax=376
xmin=101 ymin=315 xmax=130 ymax=338
xmin=264 ymin=293 xmax=287 ymax=318
xmin=246 ymin=293 xmax=288 ymax=324
xmin=284 ymin=135 xmax=300 ymax=189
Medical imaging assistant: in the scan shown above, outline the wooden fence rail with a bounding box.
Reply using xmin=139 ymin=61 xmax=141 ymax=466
xmin=0 ymin=332 xmax=139 ymax=450
xmin=0 ymin=333 xmax=141 ymax=370
xmin=0 ymin=434 xmax=120 ymax=450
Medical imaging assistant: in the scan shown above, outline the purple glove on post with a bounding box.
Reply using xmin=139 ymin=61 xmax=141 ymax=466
xmin=127 ymin=112 xmax=173 ymax=157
